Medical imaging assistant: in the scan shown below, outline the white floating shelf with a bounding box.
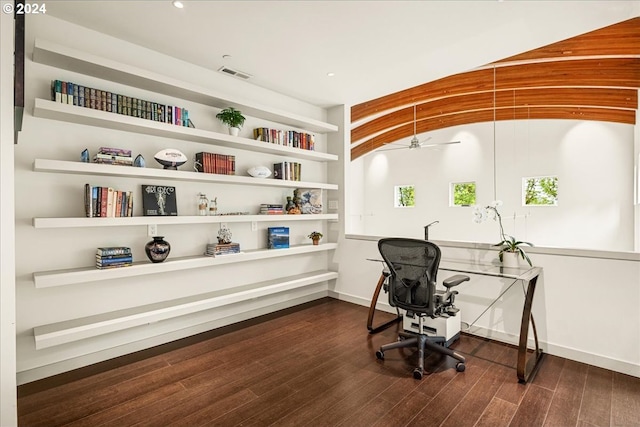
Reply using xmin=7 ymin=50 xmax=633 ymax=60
xmin=33 ymin=159 xmax=339 ymax=191
xmin=33 ymin=39 xmax=338 ymax=133
xmin=33 ymin=269 xmax=338 ymax=349
xmin=34 ymin=99 xmax=338 ymax=162
xmin=33 ymin=243 xmax=338 ymax=288
xmin=33 ymin=214 xmax=339 ymax=229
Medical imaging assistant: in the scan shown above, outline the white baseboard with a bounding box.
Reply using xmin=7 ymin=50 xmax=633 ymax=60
xmin=329 ymin=291 xmax=640 ymax=379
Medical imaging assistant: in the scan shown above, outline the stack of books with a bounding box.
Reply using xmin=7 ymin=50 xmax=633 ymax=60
xmin=260 ymin=204 xmax=284 ymax=215
xmin=205 ymin=243 xmax=241 ymax=257
xmin=93 ymin=147 xmax=133 ymax=166
xmin=96 ymin=247 xmax=132 ymax=269
xmin=50 ymin=80 xmax=191 ymax=126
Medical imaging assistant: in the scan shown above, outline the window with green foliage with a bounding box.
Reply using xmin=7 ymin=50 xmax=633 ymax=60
xmin=523 ymin=176 xmax=558 ymax=206
xmin=451 ymin=182 xmax=476 ymax=206
xmin=394 ymin=185 xmax=415 ymax=208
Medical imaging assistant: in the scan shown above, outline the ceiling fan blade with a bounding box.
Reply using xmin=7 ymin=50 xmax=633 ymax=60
xmin=378 ymin=146 xmax=410 ymax=152
xmin=420 ymin=140 xmax=461 ymax=148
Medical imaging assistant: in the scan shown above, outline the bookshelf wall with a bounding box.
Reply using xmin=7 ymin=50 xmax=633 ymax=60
xmin=17 ymin=23 xmax=341 ymax=384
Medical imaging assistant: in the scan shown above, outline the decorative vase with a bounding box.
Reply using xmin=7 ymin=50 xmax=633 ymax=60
xmin=502 ymin=252 xmax=520 ymax=269
xmin=229 ymin=127 xmax=240 ymax=136
xmin=145 ymin=236 xmax=170 ymax=263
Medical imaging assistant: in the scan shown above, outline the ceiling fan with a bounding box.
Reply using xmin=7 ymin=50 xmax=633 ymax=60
xmin=379 ymin=105 xmax=461 ymax=152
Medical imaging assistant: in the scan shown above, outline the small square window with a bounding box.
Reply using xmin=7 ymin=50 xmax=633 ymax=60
xmin=394 ymin=185 xmax=415 ymax=208
xmin=451 ymin=182 xmax=476 ymax=206
xmin=523 ymin=176 xmax=558 ymax=206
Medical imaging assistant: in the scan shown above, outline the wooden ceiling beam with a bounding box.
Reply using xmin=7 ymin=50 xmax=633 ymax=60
xmin=350 ymin=17 xmax=640 ymax=160
xmin=351 ymin=106 xmax=636 ymax=160
xmin=352 ymin=88 xmax=637 ymax=143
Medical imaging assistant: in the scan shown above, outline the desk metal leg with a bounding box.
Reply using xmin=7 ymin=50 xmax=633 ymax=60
xmin=517 ymin=274 xmax=544 ymax=383
xmin=367 ymin=273 xmax=402 ymax=334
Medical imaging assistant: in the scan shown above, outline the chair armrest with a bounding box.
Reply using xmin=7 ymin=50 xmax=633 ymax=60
xmin=443 ymin=274 xmax=470 ymax=289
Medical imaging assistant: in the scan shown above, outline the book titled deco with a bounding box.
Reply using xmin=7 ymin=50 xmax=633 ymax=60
xmin=142 ymin=185 xmax=178 ymax=216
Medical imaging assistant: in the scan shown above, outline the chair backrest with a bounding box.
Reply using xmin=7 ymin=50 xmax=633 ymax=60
xmin=378 ymin=238 xmax=441 ymax=315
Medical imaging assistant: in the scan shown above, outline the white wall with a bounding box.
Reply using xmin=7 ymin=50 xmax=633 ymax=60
xmin=355 ymin=119 xmax=635 ymax=251
xmin=15 ymin=14 xmax=337 ymax=384
xmin=1 ymin=8 xmax=17 ymax=426
xmin=333 ymin=236 xmax=640 ymax=378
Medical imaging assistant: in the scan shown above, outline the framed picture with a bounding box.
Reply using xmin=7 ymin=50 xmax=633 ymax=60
xmin=296 ymin=188 xmax=323 ymax=214
xmin=142 ymin=185 xmax=177 ymax=216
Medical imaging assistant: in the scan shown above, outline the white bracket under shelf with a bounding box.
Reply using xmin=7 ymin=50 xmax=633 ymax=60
xmin=33 ymin=270 xmax=338 ymax=350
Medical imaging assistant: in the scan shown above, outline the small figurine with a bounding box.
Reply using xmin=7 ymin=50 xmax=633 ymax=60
xmin=80 ymin=149 xmax=89 ymax=163
xmin=134 ymin=154 xmax=145 ymax=167
xmin=288 ymin=189 xmax=302 ymax=214
xmin=217 ymin=225 xmax=232 ymax=244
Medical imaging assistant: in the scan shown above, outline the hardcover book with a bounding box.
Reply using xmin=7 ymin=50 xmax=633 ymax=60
xmin=142 ymin=185 xmax=177 ymax=216
xmin=267 ymin=227 xmax=290 ymax=249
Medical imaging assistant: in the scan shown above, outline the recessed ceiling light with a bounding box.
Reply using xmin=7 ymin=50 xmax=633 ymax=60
xmin=327 ymin=72 xmax=335 ymax=77
xmin=172 ymin=1 xmax=184 ymax=9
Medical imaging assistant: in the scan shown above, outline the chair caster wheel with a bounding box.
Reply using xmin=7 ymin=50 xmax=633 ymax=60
xmin=456 ymin=363 xmax=466 ymax=372
xmin=376 ymin=350 xmax=384 ymax=360
xmin=413 ymin=368 xmax=423 ymax=380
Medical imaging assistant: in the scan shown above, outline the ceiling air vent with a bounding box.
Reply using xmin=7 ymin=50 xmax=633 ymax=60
xmin=217 ymin=66 xmax=252 ymax=80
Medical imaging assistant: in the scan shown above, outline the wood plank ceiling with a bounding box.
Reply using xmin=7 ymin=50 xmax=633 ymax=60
xmin=350 ymin=17 xmax=640 ymax=160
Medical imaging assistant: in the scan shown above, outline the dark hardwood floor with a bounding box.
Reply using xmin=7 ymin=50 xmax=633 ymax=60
xmin=17 ymin=298 xmax=640 ymax=426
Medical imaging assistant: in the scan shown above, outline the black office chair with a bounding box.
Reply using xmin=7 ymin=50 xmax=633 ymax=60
xmin=375 ymin=238 xmax=469 ymax=379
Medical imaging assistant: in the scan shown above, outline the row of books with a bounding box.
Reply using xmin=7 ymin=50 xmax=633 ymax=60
xmin=273 ymin=162 xmax=302 ymax=181
xmin=194 ymin=152 xmax=236 ymax=175
xmin=50 ymin=80 xmax=192 ymax=127
xmin=93 ymin=146 xmax=133 ymax=166
xmin=205 ymin=242 xmax=241 ymax=257
xmin=96 ymin=247 xmax=132 ymax=269
xmin=84 ymin=184 xmax=134 ymax=218
xmin=260 ymin=204 xmax=284 ymax=215
xmin=253 ymin=128 xmax=315 ymax=151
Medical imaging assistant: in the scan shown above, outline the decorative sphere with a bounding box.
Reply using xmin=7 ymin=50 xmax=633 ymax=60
xmin=154 ymin=149 xmax=187 ymax=170
xmin=247 ymin=166 xmax=272 ymax=178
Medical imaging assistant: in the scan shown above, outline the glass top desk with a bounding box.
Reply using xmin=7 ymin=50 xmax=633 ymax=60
xmin=366 ymin=258 xmax=543 ymax=383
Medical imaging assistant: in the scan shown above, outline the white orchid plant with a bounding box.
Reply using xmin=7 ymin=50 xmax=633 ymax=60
xmin=473 ymin=200 xmax=533 ymax=266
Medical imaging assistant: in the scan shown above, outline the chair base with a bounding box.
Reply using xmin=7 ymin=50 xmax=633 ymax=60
xmin=376 ymin=314 xmax=466 ymax=379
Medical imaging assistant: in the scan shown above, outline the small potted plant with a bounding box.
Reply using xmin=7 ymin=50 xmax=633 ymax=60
xmin=494 ymin=235 xmax=533 ymax=267
xmin=473 ymin=200 xmax=533 ymax=267
xmin=307 ymin=231 xmax=323 ymax=245
xmin=216 ymin=107 xmax=246 ymax=136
